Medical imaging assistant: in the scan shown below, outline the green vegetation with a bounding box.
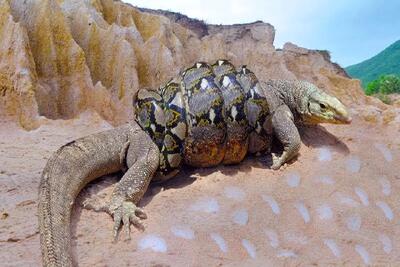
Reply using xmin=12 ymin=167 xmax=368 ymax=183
xmin=346 ymin=40 xmax=400 ymax=88
xmin=365 ymin=74 xmax=400 ymax=104
xmin=366 ymin=74 xmax=400 ymax=95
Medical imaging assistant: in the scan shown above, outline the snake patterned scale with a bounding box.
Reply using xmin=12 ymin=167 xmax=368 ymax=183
xmin=136 ymin=60 xmax=273 ymax=179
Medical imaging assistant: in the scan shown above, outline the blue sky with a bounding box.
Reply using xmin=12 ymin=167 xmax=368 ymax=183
xmin=126 ymin=0 xmax=400 ymax=67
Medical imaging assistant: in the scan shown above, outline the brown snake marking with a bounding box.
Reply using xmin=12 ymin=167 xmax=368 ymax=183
xmin=135 ymin=60 xmax=272 ymax=174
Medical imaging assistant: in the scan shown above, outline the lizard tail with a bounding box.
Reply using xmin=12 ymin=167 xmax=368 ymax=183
xmin=38 ymin=124 xmax=135 ymax=266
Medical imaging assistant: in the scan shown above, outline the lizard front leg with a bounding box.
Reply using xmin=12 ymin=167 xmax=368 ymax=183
xmin=271 ymin=105 xmax=301 ymax=170
xmin=110 ymin=129 xmax=160 ymax=240
xmin=84 ymin=127 xmax=160 ymax=240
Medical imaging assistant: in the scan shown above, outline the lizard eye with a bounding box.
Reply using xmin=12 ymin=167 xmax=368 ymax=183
xmin=320 ymin=103 xmax=326 ymax=109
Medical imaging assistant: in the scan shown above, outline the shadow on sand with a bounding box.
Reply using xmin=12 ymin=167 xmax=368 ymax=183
xmin=299 ymin=125 xmax=350 ymax=155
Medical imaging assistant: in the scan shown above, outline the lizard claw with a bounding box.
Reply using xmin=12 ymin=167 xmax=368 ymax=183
xmin=111 ymin=201 xmax=146 ymax=241
xmin=271 ymin=153 xmax=283 ymax=170
xmin=134 ymin=207 xmax=147 ymax=219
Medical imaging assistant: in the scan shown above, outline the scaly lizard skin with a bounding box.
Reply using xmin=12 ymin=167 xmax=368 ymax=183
xmin=261 ymin=78 xmax=352 ymax=168
xmin=38 ymin=60 xmax=351 ymax=266
xmin=38 ymin=123 xmax=159 ymax=267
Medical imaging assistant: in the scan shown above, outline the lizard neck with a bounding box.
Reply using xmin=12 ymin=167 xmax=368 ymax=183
xmin=272 ymin=80 xmax=311 ymax=122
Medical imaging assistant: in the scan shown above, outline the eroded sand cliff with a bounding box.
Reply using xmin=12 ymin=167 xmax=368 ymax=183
xmin=1 ymin=0 xmax=396 ymax=130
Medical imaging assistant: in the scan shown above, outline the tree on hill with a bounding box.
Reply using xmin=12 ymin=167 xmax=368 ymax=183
xmin=366 ymin=74 xmax=400 ymax=95
xmin=346 ymin=40 xmax=400 ymax=88
xmin=365 ymin=74 xmax=400 ymax=104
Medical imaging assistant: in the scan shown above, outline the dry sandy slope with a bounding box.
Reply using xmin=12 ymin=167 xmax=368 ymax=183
xmin=0 ymin=110 xmax=399 ymax=266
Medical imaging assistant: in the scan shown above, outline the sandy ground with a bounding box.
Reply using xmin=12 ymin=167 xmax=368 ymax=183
xmin=0 ymin=111 xmax=399 ymax=266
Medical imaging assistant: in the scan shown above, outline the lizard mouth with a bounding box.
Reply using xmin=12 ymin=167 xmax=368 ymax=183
xmin=334 ymin=115 xmax=352 ymax=124
xmin=333 ymin=114 xmax=352 ymax=124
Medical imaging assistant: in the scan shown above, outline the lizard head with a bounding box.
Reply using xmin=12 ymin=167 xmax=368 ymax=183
xmin=302 ymin=82 xmax=352 ymax=125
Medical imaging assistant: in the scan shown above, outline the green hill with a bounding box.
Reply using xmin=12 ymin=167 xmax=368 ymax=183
xmin=345 ymin=40 xmax=400 ymax=88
